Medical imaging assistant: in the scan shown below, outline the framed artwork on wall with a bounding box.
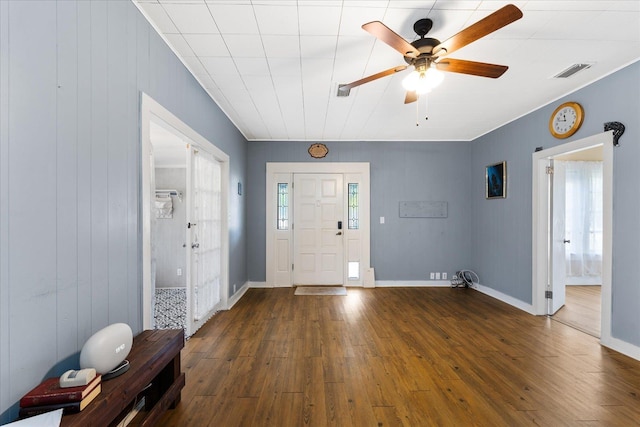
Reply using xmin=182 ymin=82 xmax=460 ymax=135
xmin=486 ymin=161 xmax=506 ymax=199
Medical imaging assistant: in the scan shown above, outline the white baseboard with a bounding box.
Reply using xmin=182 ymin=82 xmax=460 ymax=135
xmin=472 ymin=283 xmax=639 ymax=361
xmin=600 ymin=335 xmax=640 ymax=361
xmin=375 ymin=280 xmax=451 ymax=287
xmin=249 ymin=281 xmax=271 ymax=288
xmin=227 ymin=282 xmax=249 ymax=309
xmin=472 ymin=282 xmax=535 ymax=315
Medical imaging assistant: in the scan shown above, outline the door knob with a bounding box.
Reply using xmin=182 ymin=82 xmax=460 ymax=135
xmin=192 ymin=243 xmax=200 ymax=249
xmin=336 ymin=232 xmax=342 ymax=236
xmin=563 ymin=239 xmax=571 ymax=244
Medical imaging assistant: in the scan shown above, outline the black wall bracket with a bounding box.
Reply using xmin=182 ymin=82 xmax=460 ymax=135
xmin=604 ymin=121 xmax=625 ymax=146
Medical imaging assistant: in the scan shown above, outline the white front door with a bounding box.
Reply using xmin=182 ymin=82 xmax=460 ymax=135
xmin=293 ymin=173 xmax=344 ymax=285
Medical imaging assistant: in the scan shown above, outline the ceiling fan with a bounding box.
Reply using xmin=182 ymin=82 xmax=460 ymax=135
xmin=337 ymin=4 xmax=523 ymax=104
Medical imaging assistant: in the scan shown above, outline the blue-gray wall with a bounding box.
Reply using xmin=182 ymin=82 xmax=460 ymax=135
xmin=0 ymin=1 xmax=247 ymax=422
xmin=470 ymin=61 xmax=640 ymax=346
xmin=247 ymin=141 xmax=473 ymax=281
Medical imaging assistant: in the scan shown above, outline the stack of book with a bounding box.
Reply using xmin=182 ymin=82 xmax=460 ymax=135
xmin=19 ymin=374 xmax=102 ymax=417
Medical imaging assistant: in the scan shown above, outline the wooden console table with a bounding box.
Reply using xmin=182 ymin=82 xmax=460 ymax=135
xmin=60 ymin=329 xmax=185 ymax=427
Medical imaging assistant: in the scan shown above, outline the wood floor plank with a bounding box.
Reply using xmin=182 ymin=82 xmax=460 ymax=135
xmin=159 ymin=287 xmax=640 ymax=426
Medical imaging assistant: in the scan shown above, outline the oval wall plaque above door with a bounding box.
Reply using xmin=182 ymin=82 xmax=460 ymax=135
xmin=308 ymin=143 xmax=328 ymax=158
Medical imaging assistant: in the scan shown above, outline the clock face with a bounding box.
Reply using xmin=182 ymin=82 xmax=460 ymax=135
xmin=549 ymin=102 xmax=584 ymax=138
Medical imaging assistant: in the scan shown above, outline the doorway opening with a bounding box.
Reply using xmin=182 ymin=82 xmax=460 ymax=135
xmin=550 ymin=148 xmax=603 ymax=337
xmin=141 ymin=94 xmax=230 ymax=337
xmin=532 ymin=131 xmax=613 ymax=343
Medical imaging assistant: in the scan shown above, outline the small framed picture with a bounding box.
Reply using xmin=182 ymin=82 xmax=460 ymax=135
xmin=486 ymin=161 xmax=506 ymax=199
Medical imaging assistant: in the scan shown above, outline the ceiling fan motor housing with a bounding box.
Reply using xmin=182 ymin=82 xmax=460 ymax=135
xmin=404 ymin=37 xmax=441 ymax=65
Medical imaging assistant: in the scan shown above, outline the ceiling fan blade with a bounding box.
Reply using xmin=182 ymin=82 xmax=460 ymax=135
xmin=433 ymin=4 xmax=523 ymax=57
xmin=337 ymin=65 xmax=408 ymax=96
xmin=436 ymin=58 xmax=508 ymax=78
xmin=404 ymin=91 xmax=418 ymax=104
xmin=362 ymin=21 xmax=419 ymax=58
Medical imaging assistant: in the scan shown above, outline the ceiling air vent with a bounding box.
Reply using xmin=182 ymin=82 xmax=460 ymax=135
xmin=553 ymin=63 xmax=593 ymax=78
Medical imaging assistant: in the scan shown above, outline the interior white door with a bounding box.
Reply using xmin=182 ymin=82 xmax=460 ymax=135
xmin=550 ymin=160 xmax=567 ymax=315
xmin=293 ymin=174 xmax=344 ymax=285
xmin=188 ymin=147 xmax=223 ymax=333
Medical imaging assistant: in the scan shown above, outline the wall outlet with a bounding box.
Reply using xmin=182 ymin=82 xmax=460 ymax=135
xmin=435 ymin=272 xmax=441 ymax=280
xmin=177 ymin=268 xmax=182 ymax=276
xmin=233 ymin=283 xmax=236 ymax=293
xmin=442 ymin=272 xmax=448 ymax=280
xmin=380 ymin=216 xmax=385 ymax=224
xmin=430 ymin=272 xmax=435 ymax=280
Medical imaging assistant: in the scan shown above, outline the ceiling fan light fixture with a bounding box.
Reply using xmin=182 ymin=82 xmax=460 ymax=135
xmin=402 ymin=67 xmax=444 ymax=94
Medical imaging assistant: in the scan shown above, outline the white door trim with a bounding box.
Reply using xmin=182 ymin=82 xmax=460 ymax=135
xmin=532 ymin=131 xmax=613 ymax=344
xmin=266 ymin=162 xmax=370 ymax=288
xmin=141 ymin=93 xmax=230 ymax=333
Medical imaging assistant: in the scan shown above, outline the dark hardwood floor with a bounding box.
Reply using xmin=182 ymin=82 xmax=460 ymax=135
xmin=552 ymin=285 xmax=601 ymax=337
xmin=159 ymin=287 xmax=640 ymax=426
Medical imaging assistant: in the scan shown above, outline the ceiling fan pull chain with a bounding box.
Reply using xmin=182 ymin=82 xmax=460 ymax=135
xmin=424 ymin=94 xmax=429 ymax=121
xmin=416 ymin=99 xmax=419 ymax=126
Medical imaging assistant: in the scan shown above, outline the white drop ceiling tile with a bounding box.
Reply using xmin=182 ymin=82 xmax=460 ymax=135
xmin=297 ymin=0 xmax=342 ymax=6
xmin=298 ymin=6 xmax=342 ymax=35
xmin=301 ymin=58 xmax=335 ymax=79
xmin=254 ymin=5 xmax=299 ymax=35
xmin=201 ymin=56 xmax=238 ymax=75
xmin=262 ymin=35 xmax=301 ymax=58
xmin=528 ymin=11 xmax=600 ymax=40
xmin=138 ymin=3 xmax=179 ymax=33
xmin=182 ymin=56 xmax=208 ymax=75
xmin=183 ymin=34 xmax=229 ymax=56
xmin=242 ymin=75 xmax=277 ymax=96
xmin=432 ymin=1 xmax=481 ymax=10
xmin=214 ymin=75 xmax=248 ymax=99
xmin=204 ymin=0 xmax=251 ymax=4
xmin=208 ymin=4 xmax=259 ymax=34
xmin=387 ymin=0 xmax=435 ymax=8
xmin=161 ymin=0 xmax=206 ymax=3
xmin=597 ymin=11 xmax=640 ymax=41
xmin=343 ymin=1 xmax=388 ymax=7
xmin=436 ymin=8 xmax=480 ymax=34
xmin=194 ymin=73 xmax=216 ymax=88
xmin=268 ymin=57 xmax=302 ymax=76
xmin=234 ymin=57 xmax=270 ymax=75
xmin=251 ymin=0 xmax=296 ymax=6
xmin=162 ymin=3 xmax=218 ymax=33
xmin=523 ymin=1 xmax=603 ymax=11
xmin=272 ymin=73 xmax=302 ymax=93
xmin=164 ymin=34 xmax=196 ymax=57
xmin=338 ymin=7 xmax=386 ymax=36
xmin=300 ymin=36 xmax=338 ymax=58
xmin=259 ymin=108 xmax=287 ymax=130
xmin=336 ymin=35 xmax=375 ymax=59
xmin=223 ymin=34 xmax=265 ymax=57
xmin=476 ymin=1 xmax=529 ymax=10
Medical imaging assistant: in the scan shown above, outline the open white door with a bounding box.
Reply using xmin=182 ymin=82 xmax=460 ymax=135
xmin=187 ymin=147 xmax=224 ymax=334
xmin=549 ymin=160 xmax=567 ymax=315
xmin=293 ymin=173 xmax=344 ymax=285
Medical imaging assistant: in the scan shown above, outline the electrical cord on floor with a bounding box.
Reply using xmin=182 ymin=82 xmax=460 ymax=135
xmin=451 ymin=270 xmax=479 ymax=288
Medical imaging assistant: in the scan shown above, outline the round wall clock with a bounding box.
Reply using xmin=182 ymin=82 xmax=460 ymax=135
xmin=549 ymin=101 xmax=584 ymax=139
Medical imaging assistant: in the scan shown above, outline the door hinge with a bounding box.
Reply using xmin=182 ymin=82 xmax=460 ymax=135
xmin=292 ymin=264 xmax=294 ymax=271
xmin=546 ymin=166 xmax=554 ymax=175
xmin=545 ymin=290 xmax=553 ymax=299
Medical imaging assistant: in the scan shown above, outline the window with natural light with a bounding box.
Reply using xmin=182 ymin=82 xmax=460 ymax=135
xmin=348 ymin=183 xmax=359 ymax=230
xmin=277 ymin=183 xmax=288 ymax=230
